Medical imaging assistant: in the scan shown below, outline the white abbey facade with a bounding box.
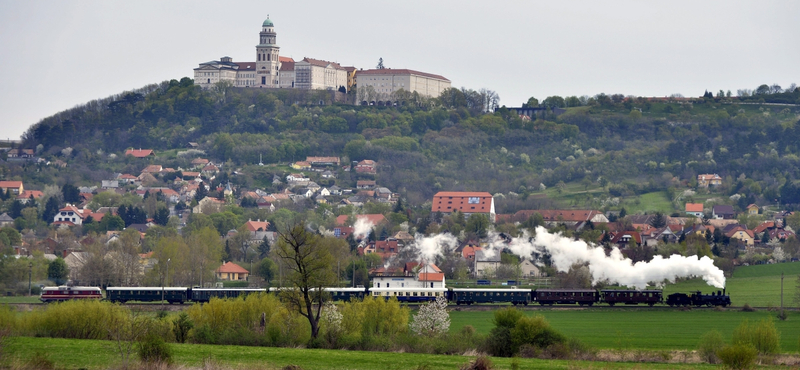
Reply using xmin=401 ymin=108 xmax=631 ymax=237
xmin=193 ymin=17 xmax=347 ymax=92
xmin=355 ymin=68 xmax=451 ymax=103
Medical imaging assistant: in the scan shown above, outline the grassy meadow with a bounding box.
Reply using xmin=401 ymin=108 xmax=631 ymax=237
xmin=448 ymin=308 xmax=800 ymax=352
xmin=0 ymin=337 xmax=729 ymax=370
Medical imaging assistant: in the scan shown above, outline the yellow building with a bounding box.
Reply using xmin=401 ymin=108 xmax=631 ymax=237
xmin=215 ymin=262 xmax=249 ymax=281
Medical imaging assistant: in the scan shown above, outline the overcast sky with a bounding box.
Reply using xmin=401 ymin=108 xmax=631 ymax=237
xmin=1 ymin=0 xmax=797 ymax=140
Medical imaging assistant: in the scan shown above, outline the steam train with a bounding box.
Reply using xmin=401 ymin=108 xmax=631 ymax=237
xmin=91 ymin=286 xmax=730 ymax=308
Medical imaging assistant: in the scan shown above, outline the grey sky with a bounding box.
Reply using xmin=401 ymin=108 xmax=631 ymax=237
xmin=1 ymin=1 xmax=797 ymax=140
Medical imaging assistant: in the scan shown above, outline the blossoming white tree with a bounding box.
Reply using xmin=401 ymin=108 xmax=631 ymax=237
xmin=410 ymin=296 xmax=450 ymax=337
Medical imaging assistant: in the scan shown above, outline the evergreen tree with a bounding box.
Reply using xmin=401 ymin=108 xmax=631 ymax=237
xmin=257 ymin=237 xmax=271 ymax=258
xmin=42 ymin=196 xmax=60 ymax=223
xmin=61 ymin=184 xmax=80 ymax=204
xmin=10 ymin=200 xmax=23 ymax=219
xmin=154 ymin=207 xmax=170 ymax=226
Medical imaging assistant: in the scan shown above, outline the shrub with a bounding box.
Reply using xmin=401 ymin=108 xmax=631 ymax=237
xmin=510 ymin=314 xmax=565 ymax=357
xmin=138 ymin=334 xmax=173 ymax=364
xmin=18 ymin=300 xmax=129 ymax=339
xmin=732 ymin=319 xmax=780 ymax=354
xmin=777 ymin=309 xmax=788 ymax=321
xmin=460 ymin=356 xmax=493 ymax=370
xmin=717 ymin=344 xmax=758 ymax=370
xmin=172 ymin=312 xmax=193 ymax=343
xmin=741 ymin=303 xmax=756 ymax=312
xmin=698 ymin=330 xmax=725 ymax=364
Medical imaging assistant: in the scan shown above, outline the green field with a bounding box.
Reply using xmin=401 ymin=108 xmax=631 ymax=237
xmin=664 ymin=262 xmax=800 ymax=307
xmin=449 ymin=308 xmax=800 ymax=352
xmin=0 ymin=337 xmax=727 ymax=370
xmin=0 ymin=296 xmax=40 ymax=304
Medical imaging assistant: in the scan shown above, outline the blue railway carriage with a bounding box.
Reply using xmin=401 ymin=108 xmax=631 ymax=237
xmin=448 ymin=288 xmax=532 ymax=305
xmin=534 ymin=289 xmax=599 ymax=306
xmin=369 ymin=287 xmax=447 ymax=302
xmin=326 ymin=287 xmax=369 ymax=302
xmin=189 ymin=288 xmax=267 ymax=303
xmin=601 ymin=290 xmax=663 ymax=306
xmin=106 ymin=287 xmax=188 ymax=304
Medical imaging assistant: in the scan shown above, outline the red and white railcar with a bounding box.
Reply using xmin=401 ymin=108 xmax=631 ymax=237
xmin=40 ymin=286 xmax=103 ymax=303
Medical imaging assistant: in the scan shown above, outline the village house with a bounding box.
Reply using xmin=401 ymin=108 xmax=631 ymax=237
xmin=0 ymin=180 xmax=23 ymax=195
xmin=306 ymin=156 xmax=340 ymax=168
xmin=746 ymin=204 xmax=759 ymax=215
xmin=712 ymin=205 xmax=736 ymax=220
xmin=727 ymin=229 xmax=755 ymax=247
xmin=519 ymin=259 xmax=541 ymax=278
xmin=697 ymin=174 xmax=722 ymax=187
xmin=356 ymin=180 xmax=376 ymax=189
xmin=17 ymin=190 xmax=44 ymax=204
xmin=685 ymin=203 xmax=704 ymax=218
xmin=355 ymin=160 xmax=377 ymax=174
xmin=474 ymin=249 xmax=501 ymax=278
xmin=215 ymin=262 xmax=249 ymax=281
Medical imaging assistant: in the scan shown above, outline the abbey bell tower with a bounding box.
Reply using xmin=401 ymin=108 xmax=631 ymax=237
xmin=256 ymin=16 xmax=280 ymax=87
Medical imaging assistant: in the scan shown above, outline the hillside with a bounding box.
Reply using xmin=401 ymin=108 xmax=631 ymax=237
xmin=8 ymin=79 xmax=800 ymax=212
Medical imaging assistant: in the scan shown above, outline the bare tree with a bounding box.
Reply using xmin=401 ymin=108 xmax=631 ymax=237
xmin=275 ymin=223 xmax=336 ymax=339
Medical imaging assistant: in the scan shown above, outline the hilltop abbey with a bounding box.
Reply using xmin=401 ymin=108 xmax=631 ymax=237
xmin=193 ymin=16 xmax=451 ymax=101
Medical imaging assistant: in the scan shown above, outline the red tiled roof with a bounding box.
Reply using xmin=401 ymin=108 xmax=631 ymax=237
xmin=279 ymin=57 xmax=295 ymax=71
xmin=216 ymin=261 xmax=249 ymax=274
xmin=357 ymin=68 xmax=450 ymax=82
xmin=125 ymin=149 xmax=154 ymax=158
xmin=0 ymin=181 xmax=23 ymax=189
xmin=685 ymin=203 xmax=704 ymax=212
xmin=17 ymin=190 xmax=43 ymax=199
xmin=418 ymin=272 xmax=444 ymax=282
xmin=244 ymin=220 xmax=269 ymax=232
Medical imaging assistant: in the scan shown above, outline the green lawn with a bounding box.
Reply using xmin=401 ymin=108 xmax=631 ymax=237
xmin=622 ymin=191 xmax=674 ymax=214
xmin=0 ymin=337 xmax=725 ymax=370
xmin=0 ymin=296 xmax=40 ymax=304
xmin=449 ymin=308 xmax=800 ymax=352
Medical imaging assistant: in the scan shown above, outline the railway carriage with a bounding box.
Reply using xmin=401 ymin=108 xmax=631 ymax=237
xmin=189 ymin=288 xmax=267 ymax=303
xmin=326 ymin=287 xmax=369 ymax=302
xmin=106 ymin=287 xmax=188 ymax=304
xmin=448 ymin=288 xmax=532 ymax=305
xmin=601 ymin=290 xmax=663 ymax=306
xmin=534 ymin=289 xmax=599 ymax=306
xmin=369 ymin=287 xmax=447 ymax=302
xmin=40 ymin=286 xmax=103 ymax=302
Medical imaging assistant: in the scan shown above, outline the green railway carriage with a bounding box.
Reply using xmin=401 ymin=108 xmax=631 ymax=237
xmin=106 ymin=287 xmax=188 ymax=304
xmin=449 ymin=288 xmax=532 ymax=305
xmin=190 ymin=288 xmax=267 ymax=302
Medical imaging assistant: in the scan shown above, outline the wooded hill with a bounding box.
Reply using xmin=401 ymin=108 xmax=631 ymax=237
xmin=13 ymin=78 xmax=800 ymax=213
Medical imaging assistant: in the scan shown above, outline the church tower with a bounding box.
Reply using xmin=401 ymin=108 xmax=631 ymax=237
xmin=256 ymin=16 xmax=280 ymax=87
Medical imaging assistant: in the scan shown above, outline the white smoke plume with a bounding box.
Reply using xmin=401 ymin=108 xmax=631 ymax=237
xmin=352 ymin=217 xmax=374 ymax=239
xmin=489 ymin=227 xmax=725 ymax=290
xmin=413 ymin=233 xmax=459 ymax=263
